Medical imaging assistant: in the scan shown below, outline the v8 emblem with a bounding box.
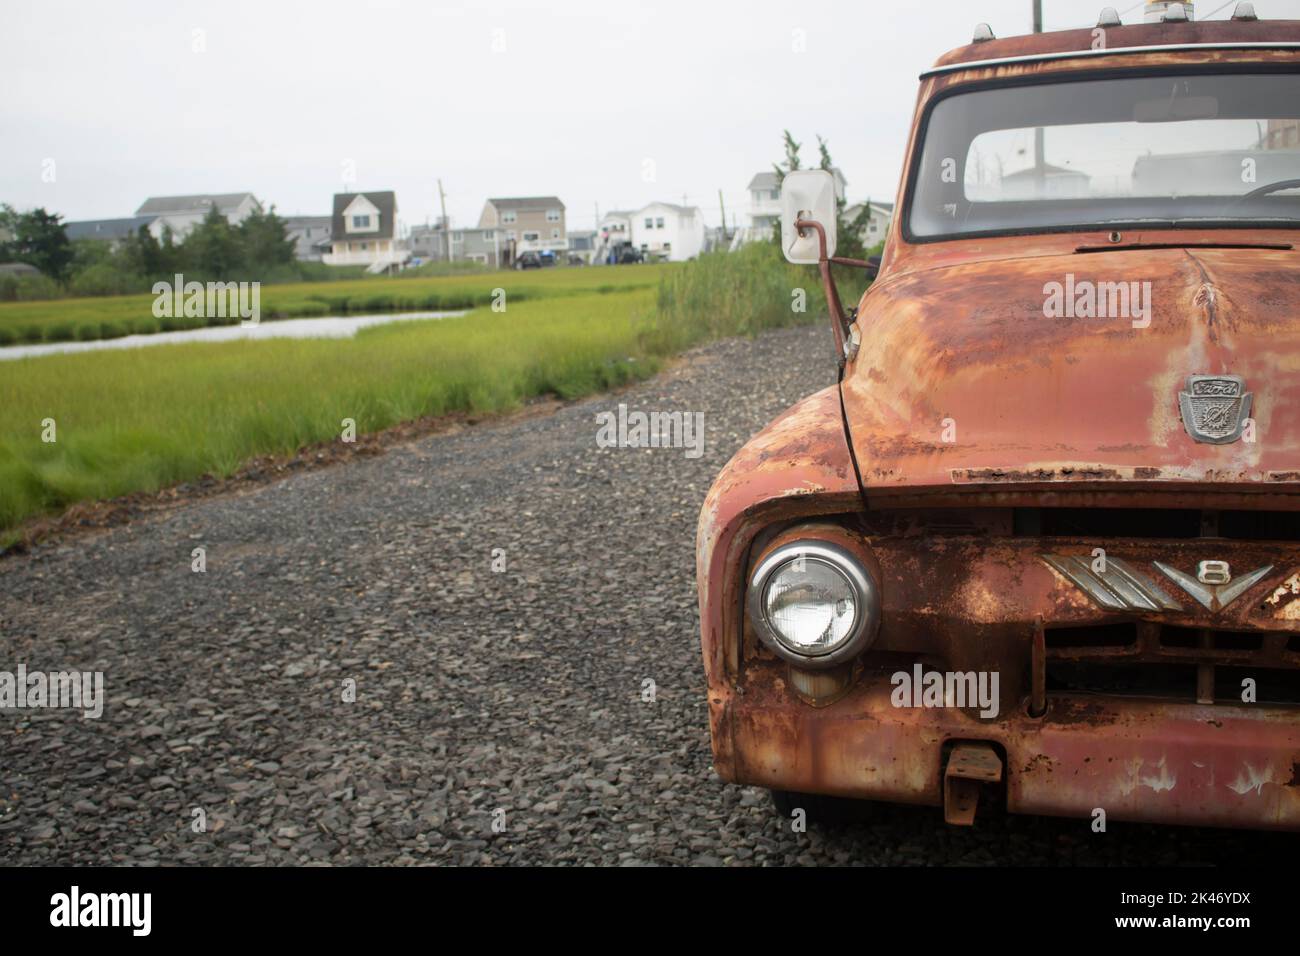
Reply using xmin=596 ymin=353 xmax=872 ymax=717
xmin=1154 ymin=561 xmax=1272 ymax=612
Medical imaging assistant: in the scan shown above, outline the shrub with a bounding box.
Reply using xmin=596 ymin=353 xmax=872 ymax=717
xmin=0 ymin=326 xmax=16 ymax=346
xmin=68 ymin=264 xmax=139 ymax=297
xmin=12 ymin=275 xmax=64 ymax=301
xmin=76 ymin=323 xmax=103 ymax=341
xmin=46 ymin=322 xmax=76 ymax=341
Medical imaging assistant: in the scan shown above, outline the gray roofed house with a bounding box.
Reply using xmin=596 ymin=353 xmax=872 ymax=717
xmin=480 ymin=196 xmax=566 ymax=214
xmin=64 ymin=215 xmax=158 ymax=244
xmin=132 ymin=192 xmax=262 ymax=240
xmin=135 ymin=192 xmax=260 ymax=217
xmin=843 ymin=199 xmax=896 ymax=247
xmin=330 ymin=191 xmax=396 ymax=240
xmin=323 ymin=191 xmax=405 ymax=272
xmin=478 ymin=197 xmax=567 ymax=257
xmin=408 ymin=222 xmax=508 ymax=268
xmin=282 ymin=215 xmax=333 ymax=262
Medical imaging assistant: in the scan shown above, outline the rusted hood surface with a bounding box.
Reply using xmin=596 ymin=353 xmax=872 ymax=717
xmin=842 ymin=245 xmax=1300 ymax=492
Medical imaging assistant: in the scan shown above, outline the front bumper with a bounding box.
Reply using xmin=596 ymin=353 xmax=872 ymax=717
xmin=712 ymin=663 xmax=1300 ymax=830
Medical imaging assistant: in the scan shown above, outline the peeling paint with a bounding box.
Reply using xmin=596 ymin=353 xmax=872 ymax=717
xmin=1228 ymin=763 xmax=1275 ymax=796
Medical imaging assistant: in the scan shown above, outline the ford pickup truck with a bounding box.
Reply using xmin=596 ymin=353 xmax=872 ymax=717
xmin=697 ymin=4 xmax=1300 ymax=830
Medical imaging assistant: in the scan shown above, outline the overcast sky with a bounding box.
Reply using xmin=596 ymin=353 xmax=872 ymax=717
xmin=5 ymin=0 xmax=1299 ymax=233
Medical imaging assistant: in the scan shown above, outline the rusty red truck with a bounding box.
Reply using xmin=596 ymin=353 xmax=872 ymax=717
xmin=697 ymin=5 xmax=1300 ymax=830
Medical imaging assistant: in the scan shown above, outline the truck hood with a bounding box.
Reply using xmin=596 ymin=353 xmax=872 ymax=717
xmin=842 ymin=245 xmax=1300 ymax=493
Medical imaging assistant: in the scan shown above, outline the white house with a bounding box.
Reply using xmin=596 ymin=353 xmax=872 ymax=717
xmin=323 ymin=191 xmax=407 ymax=272
xmin=631 ymin=202 xmax=704 ymax=261
xmin=842 ymin=200 xmax=895 ymax=249
xmin=134 ymin=192 xmax=262 ymax=240
xmin=591 ymin=210 xmax=634 ymax=264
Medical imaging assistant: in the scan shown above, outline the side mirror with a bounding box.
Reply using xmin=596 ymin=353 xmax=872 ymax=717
xmin=780 ymin=169 xmax=838 ymax=264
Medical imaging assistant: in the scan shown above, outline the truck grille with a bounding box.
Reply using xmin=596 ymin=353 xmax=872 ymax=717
xmin=1045 ymin=622 xmax=1300 ymax=704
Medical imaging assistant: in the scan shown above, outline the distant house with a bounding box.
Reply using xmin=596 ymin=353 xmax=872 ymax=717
xmin=323 ymin=191 xmax=406 ymax=272
xmin=64 ymin=215 xmax=158 ymax=247
xmin=998 ymin=164 xmax=1090 ymax=200
xmin=478 ymin=197 xmax=566 ymax=257
xmin=842 ymin=200 xmax=894 ymax=248
xmin=408 ymin=222 xmax=507 ymax=268
xmin=134 ymin=192 xmax=262 ymax=240
xmin=631 ymin=202 xmax=704 ymax=261
xmin=594 ymin=210 xmax=634 ymax=262
xmin=742 ymin=168 xmax=846 ymax=243
xmin=283 ymin=215 xmax=333 ymax=262
xmin=0 ymin=262 xmax=41 ymax=277
xmin=567 ymin=230 xmax=598 ymax=264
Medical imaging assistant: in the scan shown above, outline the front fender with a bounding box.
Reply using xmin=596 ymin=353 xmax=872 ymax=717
xmin=695 ymin=385 xmax=862 ymax=776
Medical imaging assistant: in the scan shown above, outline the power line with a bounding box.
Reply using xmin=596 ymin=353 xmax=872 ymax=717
xmin=1201 ymin=0 xmax=1239 ymax=18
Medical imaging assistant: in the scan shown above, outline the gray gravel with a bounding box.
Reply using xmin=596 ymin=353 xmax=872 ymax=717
xmin=0 ymin=322 xmax=1292 ymax=865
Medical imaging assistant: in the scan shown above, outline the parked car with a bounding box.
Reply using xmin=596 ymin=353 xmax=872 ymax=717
xmin=697 ymin=11 xmax=1300 ymax=832
xmin=514 ymin=252 xmax=542 ymax=270
xmin=609 ymin=242 xmax=643 ymax=265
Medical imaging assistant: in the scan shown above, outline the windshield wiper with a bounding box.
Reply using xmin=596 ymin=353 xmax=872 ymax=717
xmin=1076 ymin=239 xmax=1294 ymax=253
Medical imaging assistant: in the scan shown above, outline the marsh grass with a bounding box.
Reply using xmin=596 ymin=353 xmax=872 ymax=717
xmin=0 ymin=245 xmax=858 ymax=538
xmin=0 ymin=264 xmax=666 ymax=343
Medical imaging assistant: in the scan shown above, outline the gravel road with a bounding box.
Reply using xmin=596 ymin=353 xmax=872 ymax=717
xmin=1 ymin=322 xmax=1293 ymax=865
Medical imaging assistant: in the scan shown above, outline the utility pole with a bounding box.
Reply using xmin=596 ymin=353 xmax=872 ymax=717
xmin=437 ymin=179 xmax=451 ymax=263
xmin=718 ymin=189 xmax=728 ymax=240
xmin=1032 ymin=1 xmax=1045 ymax=180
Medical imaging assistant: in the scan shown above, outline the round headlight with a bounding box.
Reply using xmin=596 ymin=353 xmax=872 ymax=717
xmin=747 ymin=540 xmax=880 ymax=668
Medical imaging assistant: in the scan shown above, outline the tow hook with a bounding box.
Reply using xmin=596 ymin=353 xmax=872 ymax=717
xmin=943 ymin=742 xmax=1004 ymax=826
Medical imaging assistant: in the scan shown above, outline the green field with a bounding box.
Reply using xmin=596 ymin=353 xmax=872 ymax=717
xmin=0 ymin=245 xmax=852 ymax=543
xmin=0 ymin=264 xmax=665 ymax=344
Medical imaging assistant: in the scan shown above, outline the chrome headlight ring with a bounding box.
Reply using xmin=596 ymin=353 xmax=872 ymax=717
xmin=746 ymin=538 xmax=881 ymax=669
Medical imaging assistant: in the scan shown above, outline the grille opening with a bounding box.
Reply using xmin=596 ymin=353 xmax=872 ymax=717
xmin=1290 ymin=635 xmax=1300 ymax=654
xmin=1047 ymin=660 xmax=1300 ymax=704
xmin=1013 ymin=507 xmax=1300 ymax=541
xmin=1213 ymin=631 xmax=1264 ymax=652
xmin=1155 ymin=627 xmax=1265 ymax=652
xmin=1215 ymin=666 xmax=1300 ymax=705
xmin=1047 ymin=660 xmax=1196 ymax=699
xmin=1045 ymin=623 xmax=1137 ymax=649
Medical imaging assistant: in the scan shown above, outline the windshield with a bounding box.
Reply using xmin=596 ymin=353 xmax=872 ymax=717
xmin=908 ymin=71 xmax=1300 ymax=240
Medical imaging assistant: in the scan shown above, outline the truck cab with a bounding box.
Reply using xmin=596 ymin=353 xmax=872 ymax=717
xmin=697 ymin=5 xmax=1300 ymax=830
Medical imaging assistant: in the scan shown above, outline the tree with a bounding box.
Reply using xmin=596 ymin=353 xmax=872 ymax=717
xmin=773 ymin=129 xmax=802 ymax=183
xmin=119 ymin=223 xmax=181 ymax=279
xmin=0 ymin=206 xmax=74 ymax=279
xmin=182 ymin=205 xmax=243 ymax=279
xmin=237 ymin=205 xmax=295 ymax=272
